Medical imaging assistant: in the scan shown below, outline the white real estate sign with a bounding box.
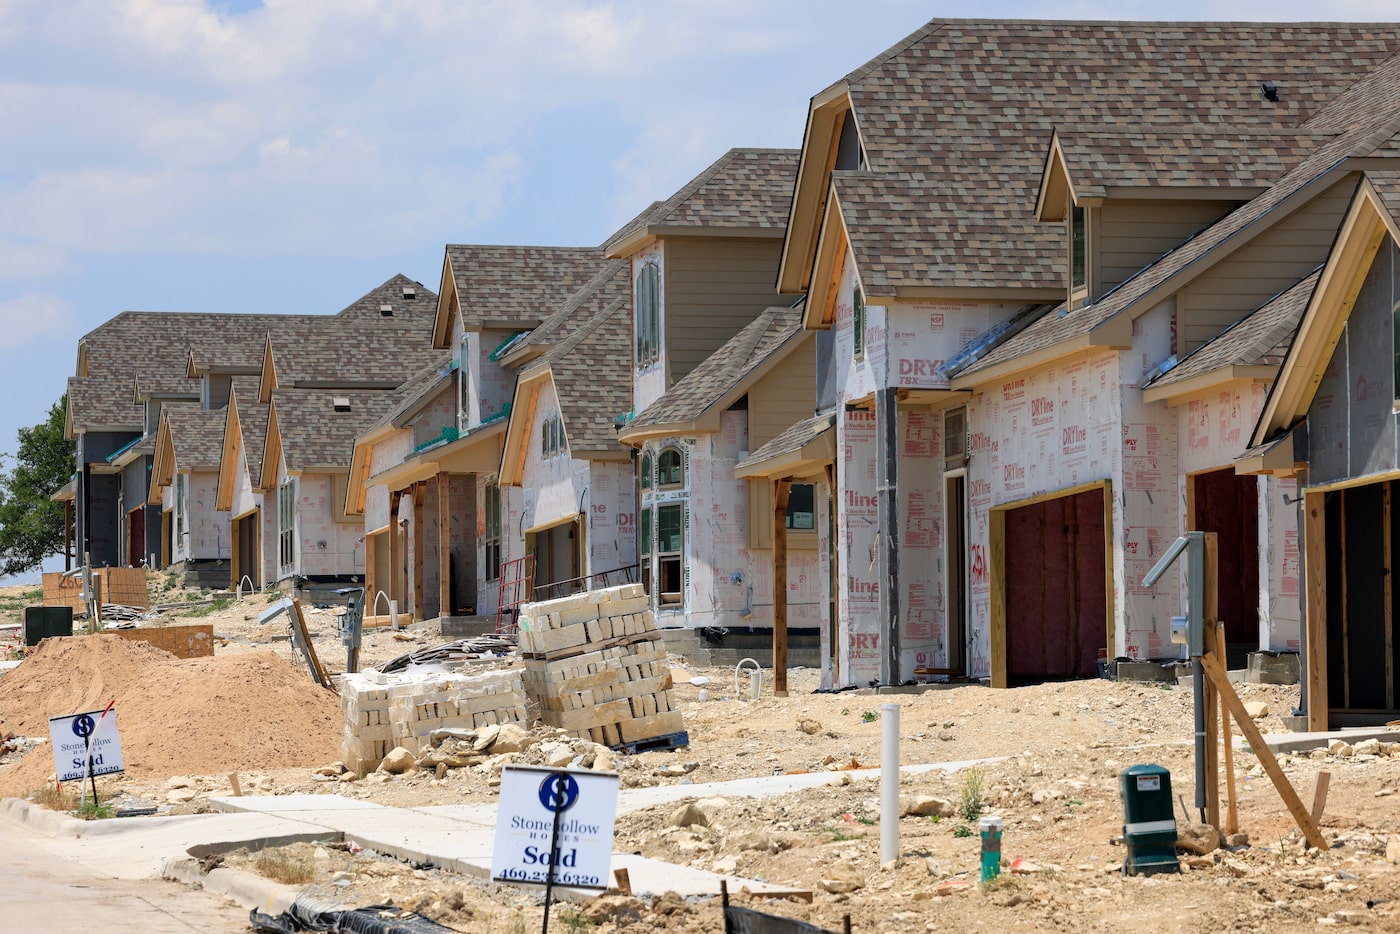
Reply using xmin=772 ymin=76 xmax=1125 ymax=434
xmin=491 ymin=765 xmax=619 ymax=890
xmin=48 ymin=708 xmax=125 ymax=783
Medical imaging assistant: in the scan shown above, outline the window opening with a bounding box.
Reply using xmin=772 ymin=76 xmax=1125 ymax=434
xmin=640 ymin=452 xmax=652 ymax=490
xmin=657 ymin=503 xmax=684 ymax=604
xmin=658 ymin=447 xmax=684 ymax=488
xmin=278 ymin=479 xmax=296 ymax=568
xmin=1070 ymin=203 xmax=1087 ymax=295
xmin=636 ymin=263 xmax=660 ymax=367
xmin=484 ymin=480 xmax=502 ymax=581
xmin=785 ymin=483 xmax=816 ymax=530
xmin=853 ymin=286 xmax=865 ymax=359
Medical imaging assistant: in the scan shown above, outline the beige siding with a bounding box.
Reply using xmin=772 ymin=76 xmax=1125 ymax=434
xmin=1096 ymin=201 xmax=1238 ymax=298
xmin=665 ymin=237 xmax=787 ymax=386
xmin=747 ymin=333 xmax=816 ymax=451
xmin=1179 ymin=176 xmax=1356 ymax=356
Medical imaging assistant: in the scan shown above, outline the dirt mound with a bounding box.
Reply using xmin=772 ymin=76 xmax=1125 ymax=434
xmin=0 ymin=634 xmax=339 ymax=794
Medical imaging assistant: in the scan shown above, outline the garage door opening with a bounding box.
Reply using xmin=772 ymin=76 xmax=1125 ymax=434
xmin=1317 ymin=481 xmax=1400 ymax=723
xmin=991 ymin=481 xmax=1112 ymax=687
xmin=1189 ymin=467 xmax=1260 ymax=669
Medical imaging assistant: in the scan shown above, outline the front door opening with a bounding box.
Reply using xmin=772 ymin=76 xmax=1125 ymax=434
xmin=1190 ymin=467 xmax=1261 ymax=668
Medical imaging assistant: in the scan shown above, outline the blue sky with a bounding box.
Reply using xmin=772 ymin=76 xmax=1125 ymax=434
xmin=1 ymin=0 xmax=1397 ymax=580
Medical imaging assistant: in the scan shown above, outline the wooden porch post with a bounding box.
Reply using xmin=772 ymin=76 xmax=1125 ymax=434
xmin=773 ymin=478 xmax=792 ymax=698
xmin=65 ymin=501 xmax=73 ymax=571
xmin=438 ymin=472 xmax=452 ymax=618
xmin=413 ymin=482 xmax=425 ymax=620
xmin=388 ymin=490 xmax=401 ymax=610
xmin=1304 ymin=489 xmax=1329 ymax=731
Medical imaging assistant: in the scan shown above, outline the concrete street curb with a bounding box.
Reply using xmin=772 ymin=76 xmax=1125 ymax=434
xmin=1 ymin=796 xmax=87 ymax=837
xmin=162 ymin=855 xmax=303 ymax=915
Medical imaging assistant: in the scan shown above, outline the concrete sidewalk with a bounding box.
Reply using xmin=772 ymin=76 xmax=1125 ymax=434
xmin=0 ymin=753 xmax=998 ymax=913
xmin=17 ymin=730 xmax=1372 ymax=913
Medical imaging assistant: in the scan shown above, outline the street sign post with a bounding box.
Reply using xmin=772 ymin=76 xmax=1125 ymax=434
xmin=492 ymin=765 xmax=619 ymax=932
xmin=48 ymin=702 xmax=123 ymax=805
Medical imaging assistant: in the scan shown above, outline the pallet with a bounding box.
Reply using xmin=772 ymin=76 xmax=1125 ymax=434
xmin=611 ymin=730 xmax=689 ymax=755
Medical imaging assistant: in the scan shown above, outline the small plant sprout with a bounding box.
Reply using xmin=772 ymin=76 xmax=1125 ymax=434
xmin=861 ymin=709 xmax=879 ymax=723
xmin=959 ymin=765 xmax=986 ymax=821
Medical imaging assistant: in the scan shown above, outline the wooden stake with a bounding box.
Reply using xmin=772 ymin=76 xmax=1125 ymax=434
xmin=1311 ymin=771 xmax=1331 ymax=825
xmin=1216 ymin=620 xmax=1239 ymax=836
xmin=773 ymin=478 xmax=791 ymax=698
xmin=612 ymin=867 xmax=631 ymax=896
xmin=228 ymin=773 xmax=242 ymax=797
xmin=1200 ymin=651 xmax=1328 ymax=851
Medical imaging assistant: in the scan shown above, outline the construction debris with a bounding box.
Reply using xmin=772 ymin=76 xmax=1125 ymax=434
xmin=378 ymin=635 xmax=516 ymax=673
xmin=518 ymin=584 xmax=685 ymax=749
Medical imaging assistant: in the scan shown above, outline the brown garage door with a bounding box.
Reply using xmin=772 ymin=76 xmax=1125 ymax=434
xmin=1003 ymin=486 xmax=1107 ymax=684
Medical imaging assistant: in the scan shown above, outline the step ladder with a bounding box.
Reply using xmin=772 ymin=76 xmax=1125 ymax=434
xmin=495 ymin=554 xmax=535 ymax=636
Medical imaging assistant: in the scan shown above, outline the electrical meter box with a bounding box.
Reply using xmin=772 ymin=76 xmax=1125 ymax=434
xmin=1119 ymin=764 xmax=1180 ymax=876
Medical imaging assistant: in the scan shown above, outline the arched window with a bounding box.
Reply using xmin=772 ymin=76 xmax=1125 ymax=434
xmin=640 ymin=452 xmax=652 ymax=490
xmin=636 ymin=263 xmax=660 ymax=367
xmin=658 ymin=447 xmax=684 ymax=488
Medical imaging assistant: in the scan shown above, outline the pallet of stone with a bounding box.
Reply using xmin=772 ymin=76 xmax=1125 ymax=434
xmin=517 ymin=583 xmax=683 ymax=749
xmin=386 ymin=667 xmax=528 ymax=755
xmin=339 ymin=672 xmax=395 ymax=774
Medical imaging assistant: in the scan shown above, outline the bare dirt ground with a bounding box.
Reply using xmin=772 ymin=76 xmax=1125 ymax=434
xmin=4 ymin=574 xmax=1400 ymax=933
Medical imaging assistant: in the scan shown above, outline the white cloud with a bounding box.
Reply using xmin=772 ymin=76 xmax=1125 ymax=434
xmin=0 ymin=292 xmax=73 ymax=347
xmin=0 ymin=240 xmax=71 ymax=279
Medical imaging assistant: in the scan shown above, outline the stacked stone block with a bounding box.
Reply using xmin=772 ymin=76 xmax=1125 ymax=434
xmin=518 ymin=583 xmax=684 ymax=747
xmin=340 ymin=666 xmax=528 ymax=772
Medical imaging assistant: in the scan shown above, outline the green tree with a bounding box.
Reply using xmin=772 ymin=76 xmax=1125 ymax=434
xmin=0 ymin=396 xmax=75 ymax=577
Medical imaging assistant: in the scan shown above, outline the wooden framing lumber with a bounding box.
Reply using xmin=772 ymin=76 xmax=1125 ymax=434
xmin=1305 ymin=489 xmax=1329 ymax=731
xmin=438 ymin=472 xmax=452 ymax=620
xmin=1203 ymin=533 xmax=1221 ymax=832
xmin=1216 ymin=620 xmax=1239 ymax=836
xmin=773 ymin=477 xmax=791 ymax=697
xmin=1200 ymin=651 xmax=1327 ymax=851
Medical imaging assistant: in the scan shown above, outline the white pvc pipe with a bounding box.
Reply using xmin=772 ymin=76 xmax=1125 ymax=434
xmin=880 ymin=702 xmax=900 ymax=864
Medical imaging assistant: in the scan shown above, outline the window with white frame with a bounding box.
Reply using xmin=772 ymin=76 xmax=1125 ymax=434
xmin=635 ymin=263 xmax=660 ymax=368
xmin=278 ymin=479 xmax=296 ymax=568
xmin=655 ymin=503 xmax=684 ymax=604
xmin=458 ymin=333 xmax=472 ymax=423
xmin=541 ymin=415 xmax=566 ymax=459
xmin=852 ymin=285 xmax=866 ymax=359
xmin=484 ymin=480 xmax=501 ymax=581
xmin=1070 ymin=203 xmax=1087 ymax=300
xmin=657 ymin=447 xmax=684 ymax=488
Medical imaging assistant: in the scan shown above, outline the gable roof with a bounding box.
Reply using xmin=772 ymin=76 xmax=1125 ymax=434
xmin=535 ymin=297 xmax=633 ymax=454
xmin=735 ymin=412 xmax=837 ymax=480
xmin=780 ymin=19 xmax=1400 ymax=295
xmin=1038 ymin=126 xmax=1315 ymax=219
xmin=1251 ymin=171 xmax=1400 ymax=447
xmin=621 ymin=305 xmax=806 ymax=441
xmin=1141 ymin=269 xmax=1318 ymax=404
xmin=216 ymin=377 xmax=269 ymax=511
xmin=603 ymin=148 xmax=799 ymax=257
xmin=434 ymin=245 xmax=603 ymax=344
xmin=162 ymin=404 xmax=227 ymax=472
xmin=500 ymin=260 xmax=630 ymax=365
xmin=267 ymin=389 xmax=403 ymax=481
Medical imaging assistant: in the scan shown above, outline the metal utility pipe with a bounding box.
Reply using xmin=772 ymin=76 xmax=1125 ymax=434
xmin=1192 ymin=659 xmax=1207 ymax=821
xmin=880 ymin=703 xmax=900 ymax=864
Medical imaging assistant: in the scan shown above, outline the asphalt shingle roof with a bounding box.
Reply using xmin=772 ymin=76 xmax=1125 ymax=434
xmin=957 ymin=66 xmax=1400 ymax=380
xmin=1143 ymin=270 xmax=1319 ymax=391
xmin=602 ymin=149 xmax=799 ymax=252
xmin=518 ymin=260 xmax=630 ymax=353
xmin=229 ymin=376 xmax=270 ymax=483
xmin=273 ymin=389 xmax=403 ymax=472
xmin=265 ymin=276 xmax=440 ymax=386
xmin=1053 ymin=127 xmax=1315 ymax=198
xmin=823 ymin=20 xmax=1400 ymax=292
xmin=445 ymin=245 xmax=603 ymax=333
xmin=629 ymin=305 xmax=805 ymax=430
xmin=736 ymin=413 xmax=836 ymax=473
xmin=164 ymin=404 xmax=227 ymax=471
xmin=531 ymin=298 xmax=632 ymax=454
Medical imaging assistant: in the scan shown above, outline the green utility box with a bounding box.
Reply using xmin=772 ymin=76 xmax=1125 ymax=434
xmin=1119 ymin=764 xmax=1180 ymax=876
xmin=23 ymin=605 xmax=73 ymax=647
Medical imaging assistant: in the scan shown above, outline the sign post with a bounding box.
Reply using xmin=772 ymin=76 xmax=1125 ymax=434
xmin=492 ymin=765 xmax=619 ymax=932
xmin=49 ymin=701 xmax=123 ymax=808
